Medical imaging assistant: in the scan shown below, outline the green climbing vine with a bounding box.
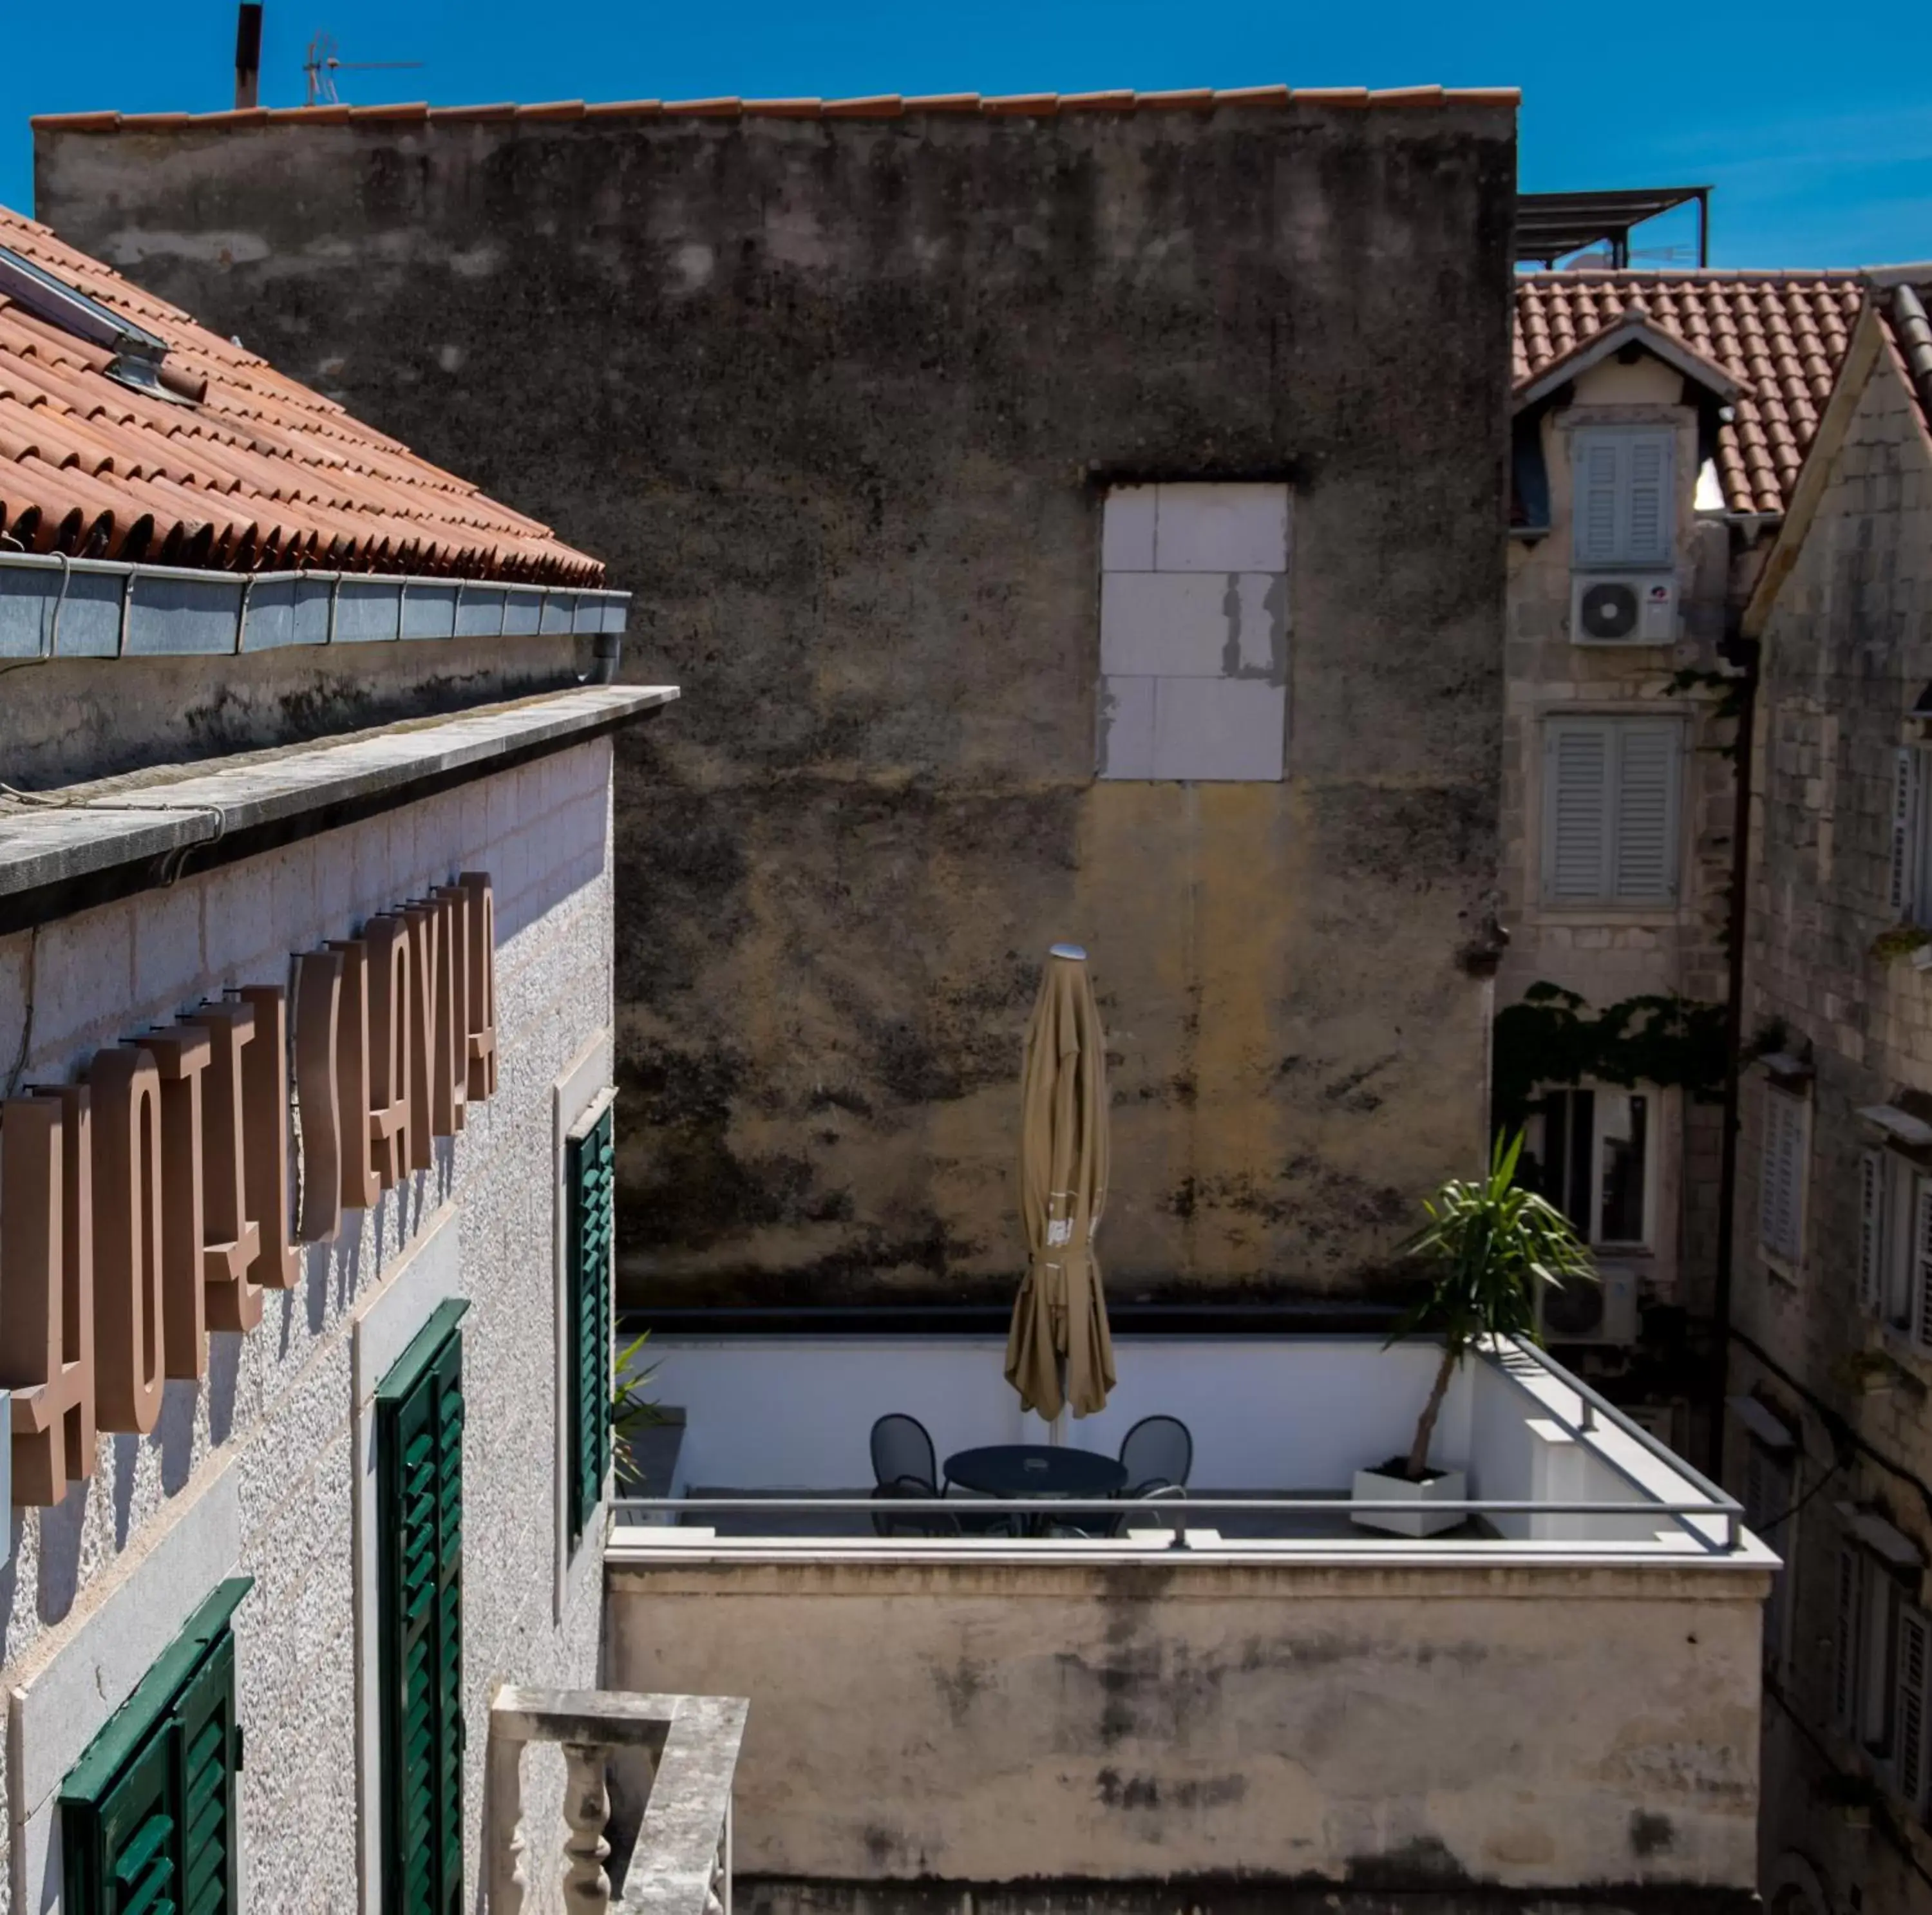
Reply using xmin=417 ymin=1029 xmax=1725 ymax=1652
xmin=1492 ymin=982 xmax=1730 ymax=1138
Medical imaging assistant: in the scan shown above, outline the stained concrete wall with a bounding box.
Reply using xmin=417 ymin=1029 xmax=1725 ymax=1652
xmin=607 ymin=1555 xmax=1764 ymax=1905
xmin=0 ymin=630 xmax=585 ymax=788
xmin=1727 ymin=333 xmax=1932 ymax=1915
xmin=0 ymin=739 xmax=615 ymax=1910
xmin=37 ymin=99 xmax=1514 ymax=1308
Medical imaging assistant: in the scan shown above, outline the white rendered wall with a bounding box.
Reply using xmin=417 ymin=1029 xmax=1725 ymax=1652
xmin=0 ymin=738 xmax=616 ymax=1912
xmin=647 ymin=1334 xmax=1475 ymax=1494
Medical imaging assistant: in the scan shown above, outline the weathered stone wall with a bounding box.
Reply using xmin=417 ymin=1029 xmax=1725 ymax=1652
xmin=37 ymin=99 xmax=1513 ymax=1308
xmin=1497 ymin=355 xmax=1743 ymax=1336
xmin=0 ymin=740 xmax=614 ymax=1910
xmin=607 ymin=1556 xmax=1764 ymax=1900
xmin=1729 ymin=333 xmax=1932 ymax=1912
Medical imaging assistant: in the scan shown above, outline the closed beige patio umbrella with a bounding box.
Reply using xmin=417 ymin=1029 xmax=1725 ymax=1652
xmin=1005 ymin=943 xmax=1115 ymax=1426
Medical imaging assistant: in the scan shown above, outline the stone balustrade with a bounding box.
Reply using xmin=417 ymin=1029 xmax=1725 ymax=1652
xmin=487 ymin=1687 xmax=747 ymax=1915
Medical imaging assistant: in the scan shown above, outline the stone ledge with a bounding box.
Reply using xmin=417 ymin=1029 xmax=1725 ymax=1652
xmin=0 ymin=683 xmax=676 ymax=932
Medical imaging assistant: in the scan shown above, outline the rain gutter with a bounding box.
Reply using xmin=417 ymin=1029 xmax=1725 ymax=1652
xmin=0 ymin=550 xmax=628 ymax=662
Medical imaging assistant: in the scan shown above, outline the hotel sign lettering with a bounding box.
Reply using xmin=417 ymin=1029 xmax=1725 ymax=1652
xmin=0 ymin=873 xmax=498 ymax=1505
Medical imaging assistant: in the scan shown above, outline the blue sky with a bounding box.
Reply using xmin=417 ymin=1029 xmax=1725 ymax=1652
xmin=3 ymin=0 xmax=1927 ymax=267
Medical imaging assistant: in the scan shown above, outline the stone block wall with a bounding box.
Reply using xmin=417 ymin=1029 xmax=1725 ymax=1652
xmin=0 ymin=739 xmax=614 ymax=1910
xmin=1497 ymin=360 xmax=1752 ymax=1332
xmin=1730 ymin=332 xmax=1932 ymax=1912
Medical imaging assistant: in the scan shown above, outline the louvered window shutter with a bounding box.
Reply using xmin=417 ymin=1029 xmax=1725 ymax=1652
xmin=1573 ymin=435 xmax=1626 ymax=566
xmin=1892 ymin=748 xmax=1920 ymax=916
xmin=1861 ymin=1151 xmax=1888 ymax=1312
xmin=1898 ymin=1607 xmax=1932 ymax=1816
xmin=1761 ymin=1091 xmax=1809 ymax=1263
xmin=1544 ymin=722 xmax=1612 ymax=901
xmin=378 ymin=1299 xmax=469 ymax=1915
xmin=567 ymin=1099 xmax=617 ymax=1548
xmin=1914 ymin=1181 xmax=1932 ymax=1352
xmin=1624 ymin=433 xmax=1674 ymax=565
xmin=1835 ymin=1545 xmax=1865 ymax=1728
xmin=60 ymin=1578 xmax=251 ymax=1915
xmin=1611 ymin=722 xmax=1681 ymax=901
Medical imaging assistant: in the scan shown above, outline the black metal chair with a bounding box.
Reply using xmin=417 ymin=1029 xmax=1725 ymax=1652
xmin=871 ymin=1413 xmax=940 ymax=1494
xmin=1118 ymin=1415 xmax=1193 ymax=1495
xmin=869 ymin=1413 xmax=1013 ymax=1536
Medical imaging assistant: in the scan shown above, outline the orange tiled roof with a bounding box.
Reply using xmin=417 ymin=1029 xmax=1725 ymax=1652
xmin=0 ymin=203 xmax=603 ymax=581
xmin=30 ymin=86 xmax=1519 ymax=133
xmin=1514 ymin=270 xmax=1866 ymax=515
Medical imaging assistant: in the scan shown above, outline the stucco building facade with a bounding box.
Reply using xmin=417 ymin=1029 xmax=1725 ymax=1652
xmin=33 ymin=88 xmax=1517 ymax=1314
xmin=0 ymin=205 xmax=667 ymax=1909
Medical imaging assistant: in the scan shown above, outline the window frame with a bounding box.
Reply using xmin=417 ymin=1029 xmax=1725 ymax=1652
xmin=58 ymin=1575 xmax=252 ymax=1915
xmin=1857 ymin=1147 xmax=1932 ymax=1349
xmin=1522 ymin=1080 xmax=1658 ymax=1252
xmin=1570 ymin=424 xmax=1677 ymax=571
xmin=376 ymin=1296 xmax=468 ymax=1915
xmin=1539 ymin=715 xmax=1685 ymax=908
xmin=566 ymin=1089 xmax=618 ymax=1555
xmin=1743 ymin=1439 xmax=1795 ymax=1677
xmin=1759 ymin=1086 xmax=1811 ymax=1267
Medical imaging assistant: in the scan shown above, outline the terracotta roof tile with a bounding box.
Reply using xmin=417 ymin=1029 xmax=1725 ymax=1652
xmin=30 ymin=84 xmax=1519 ymax=135
xmin=0 ymin=201 xmax=604 ymax=581
xmin=1513 ymin=270 xmax=1867 ymax=514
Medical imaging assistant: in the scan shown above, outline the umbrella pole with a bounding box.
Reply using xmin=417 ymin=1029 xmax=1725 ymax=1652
xmin=1050 ymin=1359 xmax=1066 ymax=1445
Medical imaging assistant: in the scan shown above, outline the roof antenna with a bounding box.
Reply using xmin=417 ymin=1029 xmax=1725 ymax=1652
xmin=234 ymin=5 xmax=263 ymax=110
xmin=302 ymin=31 xmax=423 ymax=106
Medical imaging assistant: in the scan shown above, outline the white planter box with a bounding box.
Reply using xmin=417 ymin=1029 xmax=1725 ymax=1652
xmin=1349 ymin=1464 xmax=1469 ymax=1538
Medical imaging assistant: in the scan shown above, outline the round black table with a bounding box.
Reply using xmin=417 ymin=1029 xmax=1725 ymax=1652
xmin=943 ymin=1446 xmax=1127 ymax=1533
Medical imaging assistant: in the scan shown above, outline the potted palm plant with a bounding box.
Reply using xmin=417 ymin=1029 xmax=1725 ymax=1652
xmin=1352 ymin=1131 xmax=1595 ymax=1537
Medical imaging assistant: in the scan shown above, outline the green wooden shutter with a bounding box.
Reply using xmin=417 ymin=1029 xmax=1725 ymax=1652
xmin=377 ymin=1297 xmax=469 ymax=1915
xmin=567 ymin=1099 xmax=616 ymax=1547
xmin=60 ymin=1578 xmax=251 ymax=1915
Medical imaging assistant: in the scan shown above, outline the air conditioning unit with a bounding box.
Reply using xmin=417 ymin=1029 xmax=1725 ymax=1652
xmin=1571 ymin=572 xmax=1677 ymax=645
xmin=1537 ymin=1261 xmax=1640 ymax=1346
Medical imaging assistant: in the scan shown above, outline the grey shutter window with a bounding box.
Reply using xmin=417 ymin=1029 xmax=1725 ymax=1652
xmin=1613 ymin=722 xmax=1681 ymax=900
xmin=1835 ymin=1545 xmax=1865 ymax=1728
xmin=1761 ymin=1090 xmax=1806 ymax=1262
xmin=1915 ymin=1180 xmax=1932 ymax=1352
xmin=1625 ymin=434 xmax=1673 ymax=565
xmin=1544 ymin=722 xmax=1611 ymax=900
xmin=1572 ymin=429 xmax=1675 ymax=567
xmin=1574 ymin=436 xmax=1624 ymax=566
xmin=1893 ymin=747 xmax=1920 ymax=916
xmin=1542 ymin=719 xmax=1681 ymax=905
xmin=1861 ymin=1151 xmax=1888 ymax=1312
xmin=1897 ymin=1607 xmax=1931 ymax=1816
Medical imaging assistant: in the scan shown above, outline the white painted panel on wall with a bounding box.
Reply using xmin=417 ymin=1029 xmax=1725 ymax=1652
xmin=1100 ymin=486 xmax=1158 ymax=571
xmin=1096 ymin=481 xmax=1292 ymax=782
xmin=1097 ymin=675 xmax=1156 ymax=780
xmin=1101 ymin=573 xmax=1282 ymax=679
xmin=1153 ymin=677 xmax=1287 ymax=782
xmin=1153 ymin=482 xmax=1291 ymax=573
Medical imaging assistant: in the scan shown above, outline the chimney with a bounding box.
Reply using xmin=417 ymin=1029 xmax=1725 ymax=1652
xmin=234 ymin=4 xmax=263 ymax=109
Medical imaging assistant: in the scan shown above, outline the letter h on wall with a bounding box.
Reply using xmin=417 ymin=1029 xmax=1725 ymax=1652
xmin=0 ymin=1090 xmax=95 ymax=1505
